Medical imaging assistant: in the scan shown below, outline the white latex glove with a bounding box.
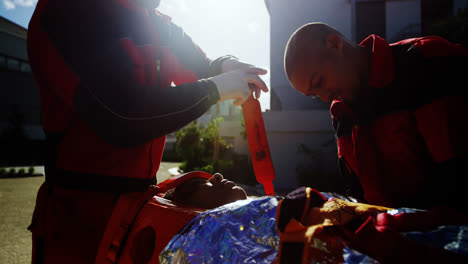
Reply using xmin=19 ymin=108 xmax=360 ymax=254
xmin=209 ymin=69 xmax=269 ymax=106
xmin=221 ymin=58 xmax=268 ymax=99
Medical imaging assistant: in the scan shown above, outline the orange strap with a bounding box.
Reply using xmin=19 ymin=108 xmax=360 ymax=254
xmin=94 ymin=185 xmax=160 ymax=264
xmin=242 ymin=96 xmax=276 ymax=195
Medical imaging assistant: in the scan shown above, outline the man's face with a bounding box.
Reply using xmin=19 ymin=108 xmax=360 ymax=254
xmin=289 ymin=45 xmax=360 ymax=103
xmin=178 ymin=174 xmax=247 ymax=209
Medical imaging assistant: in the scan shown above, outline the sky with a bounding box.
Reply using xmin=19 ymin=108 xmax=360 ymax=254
xmin=0 ymin=0 xmax=271 ymax=110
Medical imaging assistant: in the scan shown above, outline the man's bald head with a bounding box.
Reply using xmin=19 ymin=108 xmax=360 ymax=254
xmin=283 ymin=23 xmax=364 ymax=103
xmin=284 ymin=23 xmax=344 ymax=83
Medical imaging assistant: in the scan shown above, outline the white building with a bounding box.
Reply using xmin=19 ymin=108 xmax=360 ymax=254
xmin=195 ymin=101 xmax=249 ymax=156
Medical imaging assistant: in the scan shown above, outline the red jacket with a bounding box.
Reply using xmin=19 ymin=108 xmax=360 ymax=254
xmin=332 ymin=35 xmax=468 ymax=209
xmin=28 ymin=0 xmax=226 ymax=188
xmin=27 ymin=0 xmax=227 ymax=262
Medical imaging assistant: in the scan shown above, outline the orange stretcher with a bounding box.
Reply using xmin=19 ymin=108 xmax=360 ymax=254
xmin=95 ymin=172 xmax=211 ymax=264
xmin=95 ymin=97 xmax=276 ymax=263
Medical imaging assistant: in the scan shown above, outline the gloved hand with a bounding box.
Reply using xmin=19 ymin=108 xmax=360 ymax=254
xmin=209 ymin=69 xmax=269 ymax=106
xmin=221 ymin=58 xmax=268 ymax=99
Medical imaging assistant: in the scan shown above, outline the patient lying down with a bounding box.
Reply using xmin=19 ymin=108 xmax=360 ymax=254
xmin=163 ymin=173 xmax=247 ymax=209
xmin=160 ymin=174 xmax=468 ymax=264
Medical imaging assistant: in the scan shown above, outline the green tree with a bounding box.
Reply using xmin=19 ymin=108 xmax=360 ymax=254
xmin=176 ymin=121 xmax=203 ymax=171
xmin=176 ymin=118 xmax=233 ymax=174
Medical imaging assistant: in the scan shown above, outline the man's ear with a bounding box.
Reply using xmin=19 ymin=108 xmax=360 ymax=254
xmin=325 ymin=33 xmax=343 ymax=54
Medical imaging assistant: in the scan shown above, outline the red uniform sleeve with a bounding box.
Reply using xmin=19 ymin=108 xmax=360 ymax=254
xmin=38 ymin=0 xmax=226 ymax=147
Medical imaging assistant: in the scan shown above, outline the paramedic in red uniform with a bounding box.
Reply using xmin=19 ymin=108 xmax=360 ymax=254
xmin=27 ymin=0 xmax=268 ymax=263
xmin=284 ymin=23 xmax=468 ymax=211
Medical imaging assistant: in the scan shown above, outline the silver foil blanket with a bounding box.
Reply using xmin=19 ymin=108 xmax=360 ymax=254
xmin=160 ymin=197 xmax=279 ymax=263
xmin=160 ymin=196 xmax=468 ymax=263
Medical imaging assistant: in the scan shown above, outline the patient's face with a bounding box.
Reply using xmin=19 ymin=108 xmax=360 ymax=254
xmin=173 ymin=174 xmax=247 ymax=209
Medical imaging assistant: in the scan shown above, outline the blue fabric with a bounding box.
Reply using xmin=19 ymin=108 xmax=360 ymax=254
xmin=160 ymin=197 xmax=279 ymax=264
xmin=160 ymin=195 xmax=468 ymax=263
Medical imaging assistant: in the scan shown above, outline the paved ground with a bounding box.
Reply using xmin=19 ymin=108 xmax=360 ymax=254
xmin=0 ymin=176 xmax=43 ymax=264
xmin=0 ymin=162 xmax=181 ymax=183
xmin=0 ymin=161 xmax=181 ymax=264
xmin=156 ymin=161 xmax=181 ymax=183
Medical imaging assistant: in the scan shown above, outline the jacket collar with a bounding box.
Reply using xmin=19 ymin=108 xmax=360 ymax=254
xmin=360 ymin=34 xmax=395 ymax=88
xmin=331 ymin=35 xmax=395 ymax=120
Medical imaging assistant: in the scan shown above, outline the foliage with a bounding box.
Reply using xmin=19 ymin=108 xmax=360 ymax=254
xmin=0 ymin=167 xmax=38 ymax=178
xmin=17 ymin=168 xmax=25 ymax=176
xmin=240 ymin=115 xmax=247 ymax=140
xmin=176 ymin=121 xmax=203 ymax=171
xmin=176 ymin=115 xmax=259 ymax=186
xmin=176 ymin=118 xmax=233 ymax=174
xmin=430 ymin=7 xmax=468 ymax=48
xmin=224 ymin=153 xmax=257 ymax=186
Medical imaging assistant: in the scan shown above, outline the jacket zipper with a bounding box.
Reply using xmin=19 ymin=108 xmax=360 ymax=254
xmin=156 ymin=59 xmax=161 ymax=86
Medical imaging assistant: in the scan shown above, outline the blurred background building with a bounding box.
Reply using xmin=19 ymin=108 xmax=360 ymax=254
xmin=0 ymin=16 xmax=43 ymax=166
xmin=0 ymin=16 xmax=42 ymax=139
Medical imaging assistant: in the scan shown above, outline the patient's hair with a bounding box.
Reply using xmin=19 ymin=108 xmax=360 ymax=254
xmin=163 ymin=178 xmax=206 ymax=204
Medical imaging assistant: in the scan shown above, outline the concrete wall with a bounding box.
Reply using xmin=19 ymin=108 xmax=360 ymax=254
xmin=0 ymin=17 xmax=27 ymax=39
xmin=270 ymin=0 xmax=351 ymax=111
xmin=196 ymin=103 xmax=249 ymax=155
xmin=0 ymin=31 xmax=28 ymax=61
xmin=0 ymin=19 xmax=43 ymax=141
xmin=386 ymin=0 xmax=421 ymax=42
xmin=267 ymin=0 xmax=350 ymax=192
xmin=263 ymin=110 xmax=340 ymax=191
xmin=0 ymin=68 xmax=43 ymax=140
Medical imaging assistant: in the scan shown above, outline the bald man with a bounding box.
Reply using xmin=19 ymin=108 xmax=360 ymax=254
xmin=285 ymin=23 xmax=468 ymax=211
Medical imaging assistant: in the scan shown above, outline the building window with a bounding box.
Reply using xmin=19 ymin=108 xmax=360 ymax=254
xmin=0 ymin=55 xmax=31 ymax=72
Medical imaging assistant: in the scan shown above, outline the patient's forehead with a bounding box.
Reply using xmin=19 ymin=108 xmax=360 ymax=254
xmin=179 ymin=178 xmax=209 ymax=190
